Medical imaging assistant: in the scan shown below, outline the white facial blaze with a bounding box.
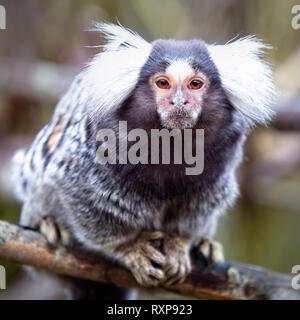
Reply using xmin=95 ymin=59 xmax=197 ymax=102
xmin=166 ymin=60 xmax=194 ymax=83
xmin=166 ymin=60 xmax=194 ymax=107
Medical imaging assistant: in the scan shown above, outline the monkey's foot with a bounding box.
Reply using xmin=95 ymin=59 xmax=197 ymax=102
xmin=162 ymin=235 xmax=191 ymax=286
xmin=193 ymin=236 xmax=224 ymax=266
xmin=37 ymin=216 xmax=72 ymax=247
xmin=120 ymin=231 xmax=167 ymax=287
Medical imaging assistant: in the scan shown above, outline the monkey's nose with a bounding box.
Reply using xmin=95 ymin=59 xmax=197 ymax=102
xmin=170 ymin=100 xmax=189 ymax=106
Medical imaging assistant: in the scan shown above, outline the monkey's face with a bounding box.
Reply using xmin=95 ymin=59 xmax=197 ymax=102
xmin=149 ymin=60 xmax=209 ymax=129
xmin=122 ymin=39 xmax=235 ymax=136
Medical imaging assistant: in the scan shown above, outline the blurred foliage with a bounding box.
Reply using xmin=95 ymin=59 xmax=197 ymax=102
xmin=0 ymin=0 xmax=299 ymax=297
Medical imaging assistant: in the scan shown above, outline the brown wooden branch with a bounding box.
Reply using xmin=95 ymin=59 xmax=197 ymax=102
xmin=0 ymin=220 xmax=299 ymax=300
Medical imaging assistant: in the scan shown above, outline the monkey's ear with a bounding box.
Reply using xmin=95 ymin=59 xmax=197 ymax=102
xmin=84 ymin=23 xmax=152 ymax=119
xmin=208 ymin=37 xmax=278 ymax=126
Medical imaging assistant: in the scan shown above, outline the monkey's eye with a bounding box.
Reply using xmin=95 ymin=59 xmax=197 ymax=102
xmin=189 ymin=79 xmax=204 ymax=89
xmin=155 ymin=79 xmax=170 ymax=89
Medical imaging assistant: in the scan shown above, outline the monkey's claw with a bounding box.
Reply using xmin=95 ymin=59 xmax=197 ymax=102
xmin=193 ymin=236 xmax=224 ymax=266
xmin=38 ymin=216 xmax=72 ymax=247
xmin=121 ymin=231 xmax=167 ymax=287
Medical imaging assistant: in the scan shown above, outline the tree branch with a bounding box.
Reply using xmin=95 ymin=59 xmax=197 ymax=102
xmin=0 ymin=220 xmax=298 ymax=300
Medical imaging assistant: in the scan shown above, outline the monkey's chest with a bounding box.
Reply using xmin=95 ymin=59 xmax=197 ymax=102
xmin=149 ymin=196 xmax=205 ymax=235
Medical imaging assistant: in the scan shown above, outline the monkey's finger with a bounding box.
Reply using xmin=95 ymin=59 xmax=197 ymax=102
xmin=198 ymin=239 xmax=210 ymax=259
xmin=178 ymin=260 xmax=191 ymax=284
xmin=164 ymin=262 xmax=179 ymax=280
xmin=164 ymin=273 xmax=180 ymax=286
xmin=60 ymin=227 xmax=73 ymax=247
xmin=131 ymin=270 xmax=144 ymax=286
xmin=133 ymin=267 xmax=164 ymax=287
xmin=164 ymin=262 xmax=187 ymax=286
xmin=195 ymin=236 xmax=225 ymax=264
xmin=140 ymin=276 xmax=161 ymax=288
xmin=147 ymin=266 xmax=165 ymax=281
xmin=211 ymin=241 xmax=225 ymax=263
xmin=39 ymin=216 xmax=59 ymax=246
xmin=142 ymin=231 xmax=164 ymax=241
xmin=143 ymin=243 xmax=166 ymax=266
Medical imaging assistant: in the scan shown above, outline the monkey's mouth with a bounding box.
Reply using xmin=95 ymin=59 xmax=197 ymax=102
xmin=160 ymin=110 xmax=197 ymax=129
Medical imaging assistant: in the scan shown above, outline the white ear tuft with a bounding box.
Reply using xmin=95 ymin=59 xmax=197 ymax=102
xmin=81 ymin=23 xmax=152 ymax=119
xmin=94 ymin=22 xmax=150 ymax=52
xmin=208 ymin=37 xmax=278 ymax=126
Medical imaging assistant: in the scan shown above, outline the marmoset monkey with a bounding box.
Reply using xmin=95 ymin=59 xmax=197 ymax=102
xmin=11 ymin=23 xmax=276 ymax=299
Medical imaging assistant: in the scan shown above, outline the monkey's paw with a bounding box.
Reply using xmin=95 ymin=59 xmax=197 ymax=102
xmin=162 ymin=235 xmax=191 ymax=286
xmin=119 ymin=232 xmax=191 ymax=287
xmin=192 ymin=236 xmax=224 ymax=266
xmin=121 ymin=231 xmax=167 ymax=287
xmin=37 ymin=216 xmax=72 ymax=247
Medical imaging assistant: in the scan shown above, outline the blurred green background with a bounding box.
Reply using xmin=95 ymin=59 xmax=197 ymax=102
xmin=0 ymin=0 xmax=300 ymax=298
